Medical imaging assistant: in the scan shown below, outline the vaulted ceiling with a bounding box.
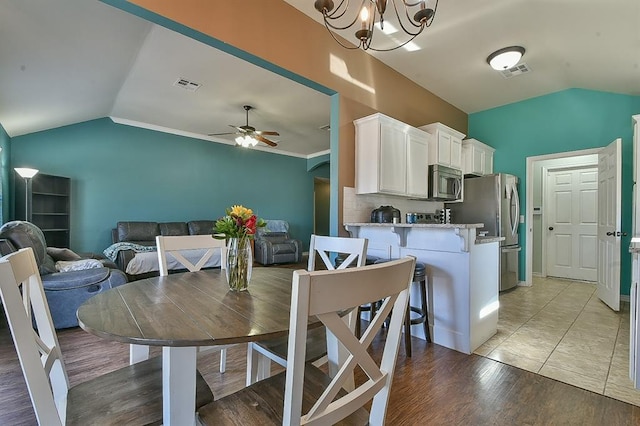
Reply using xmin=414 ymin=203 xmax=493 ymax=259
xmin=1 ymin=0 xmax=638 ymax=158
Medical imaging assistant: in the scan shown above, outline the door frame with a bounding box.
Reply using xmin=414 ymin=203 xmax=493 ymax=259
xmin=525 ymin=148 xmax=602 ymax=285
xmin=541 ymin=164 xmax=599 ymax=279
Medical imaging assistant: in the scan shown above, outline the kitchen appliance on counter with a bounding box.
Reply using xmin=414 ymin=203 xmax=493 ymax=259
xmin=446 ymin=173 xmax=521 ymax=291
xmin=371 ymin=205 xmax=401 ymax=223
xmin=406 ymin=212 xmax=440 ymax=224
xmin=428 ymin=164 xmax=463 ymax=201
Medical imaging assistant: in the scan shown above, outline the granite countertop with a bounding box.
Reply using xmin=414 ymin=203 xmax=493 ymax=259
xmin=629 ymin=237 xmax=640 ymax=253
xmin=344 ymin=222 xmax=484 ymax=229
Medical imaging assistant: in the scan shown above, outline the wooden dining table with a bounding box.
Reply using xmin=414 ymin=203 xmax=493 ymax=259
xmin=77 ymin=267 xmax=300 ymax=426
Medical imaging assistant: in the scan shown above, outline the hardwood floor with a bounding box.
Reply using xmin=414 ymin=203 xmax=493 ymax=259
xmin=2 ymin=262 xmax=640 ymax=425
xmin=2 ymin=313 xmax=640 ymax=424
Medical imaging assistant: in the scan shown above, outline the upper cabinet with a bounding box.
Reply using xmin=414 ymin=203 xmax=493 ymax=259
xmin=354 ymin=113 xmax=430 ymax=198
xmin=418 ymin=122 xmax=466 ymax=170
xmin=462 ymin=138 xmax=495 ymax=177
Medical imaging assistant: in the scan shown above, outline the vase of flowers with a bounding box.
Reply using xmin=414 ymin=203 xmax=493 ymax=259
xmin=214 ymin=205 xmax=266 ymax=291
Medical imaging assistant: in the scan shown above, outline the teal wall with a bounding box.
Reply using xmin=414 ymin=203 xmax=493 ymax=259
xmin=10 ymin=118 xmax=318 ymax=253
xmin=469 ymin=88 xmax=640 ymax=295
xmin=0 ymin=124 xmax=9 ymax=223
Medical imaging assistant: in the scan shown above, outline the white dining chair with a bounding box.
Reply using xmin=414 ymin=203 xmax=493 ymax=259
xmin=246 ymin=234 xmax=368 ymax=386
xmin=0 ymin=247 xmax=214 ymax=425
xmin=199 ymin=256 xmax=415 ymax=425
xmin=130 ymin=234 xmax=231 ymax=373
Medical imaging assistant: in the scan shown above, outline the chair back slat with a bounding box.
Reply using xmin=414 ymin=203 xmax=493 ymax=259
xmin=156 ymin=235 xmax=226 ymax=276
xmin=0 ymin=248 xmax=68 ymax=425
xmin=283 ymin=256 xmax=415 ymax=426
xmin=307 ymin=235 xmax=368 ymax=271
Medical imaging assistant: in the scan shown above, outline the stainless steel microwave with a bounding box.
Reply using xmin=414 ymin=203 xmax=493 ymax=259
xmin=428 ymin=164 xmax=463 ymax=201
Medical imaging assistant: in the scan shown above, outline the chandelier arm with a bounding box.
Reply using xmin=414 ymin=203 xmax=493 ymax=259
xmin=398 ymin=0 xmax=438 ymax=28
xmin=388 ymin=0 xmax=425 ymax=35
xmin=322 ymin=0 xmax=364 ymax=21
xmin=367 ymin=32 xmax=421 ymax=52
xmin=323 ymin=20 xmax=363 ymax=50
xmin=323 ymin=12 xmax=364 ymax=31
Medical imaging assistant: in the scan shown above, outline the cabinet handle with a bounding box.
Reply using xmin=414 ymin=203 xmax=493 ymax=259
xmin=548 ymin=227 xmax=554 ymax=231
xmin=606 ymin=231 xmax=615 ymax=236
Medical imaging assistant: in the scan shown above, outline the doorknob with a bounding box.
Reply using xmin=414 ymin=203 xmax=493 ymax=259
xmin=548 ymin=227 xmax=554 ymax=231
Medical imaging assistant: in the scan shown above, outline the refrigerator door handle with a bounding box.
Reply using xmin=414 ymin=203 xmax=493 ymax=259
xmin=631 ymin=281 xmax=637 ymax=381
xmin=511 ymin=186 xmax=520 ymax=236
xmin=501 ymin=246 xmax=522 ymax=253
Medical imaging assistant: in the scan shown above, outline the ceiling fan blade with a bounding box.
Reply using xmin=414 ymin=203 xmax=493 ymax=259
xmin=257 ymin=130 xmax=280 ymax=136
xmin=255 ymin=134 xmax=278 ymax=147
xmin=208 ymin=131 xmax=237 ymax=136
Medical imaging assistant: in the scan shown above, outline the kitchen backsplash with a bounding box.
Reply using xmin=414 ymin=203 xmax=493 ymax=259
xmin=343 ymin=187 xmax=444 ymax=223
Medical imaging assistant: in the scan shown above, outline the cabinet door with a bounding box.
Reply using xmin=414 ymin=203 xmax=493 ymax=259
xmin=483 ymin=150 xmax=494 ymax=175
xmin=406 ymin=130 xmax=429 ymax=197
xmin=472 ymin=146 xmax=484 ymax=175
xmin=450 ymin=136 xmax=462 ymax=169
xmin=437 ymin=132 xmax=451 ymax=166
xmin=379 ymin=122 xmax=406 ymax=194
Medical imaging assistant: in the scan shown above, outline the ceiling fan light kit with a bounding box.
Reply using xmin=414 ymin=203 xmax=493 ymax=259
xmin=235 ymin=135 xmax=258 ymax=147
xmin=487 ymin=46 xmax=526 ymax=71
xmin=314 ymin=0 xmax=438 ymax=52
xmin=208 ymin=105 xmax=279 ymax=148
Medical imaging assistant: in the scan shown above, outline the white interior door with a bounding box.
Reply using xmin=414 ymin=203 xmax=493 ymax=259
xmin=545 ymin=167 xmax=598 ymax=281
xmin=597 ymin=138 xmax=622 ymax=311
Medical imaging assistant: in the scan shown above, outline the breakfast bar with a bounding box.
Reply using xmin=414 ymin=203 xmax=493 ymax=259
xmin=344 ymin=222 xmax=502 ymax=354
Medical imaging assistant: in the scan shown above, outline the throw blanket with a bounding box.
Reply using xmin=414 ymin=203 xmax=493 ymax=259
xmin=103 ymin=242 xmax=157 ymax=262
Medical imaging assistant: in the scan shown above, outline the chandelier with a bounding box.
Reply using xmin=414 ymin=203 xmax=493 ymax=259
xmin=314 ymin=0 xmax=438 ymax=52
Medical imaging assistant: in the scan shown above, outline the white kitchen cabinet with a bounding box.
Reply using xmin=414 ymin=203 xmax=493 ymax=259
xmin=462 ymin=138 xmax=495 ymax=176
xmin=406 ymin=127 xmax=429 ymax=197
xmin=419 ymin=122 xmax=466 ymax=170
xmin=354 ymin=113 xmax=430 ymax=198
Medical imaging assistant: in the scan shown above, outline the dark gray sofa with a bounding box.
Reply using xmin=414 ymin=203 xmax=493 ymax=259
xmin=108 ymin=220 xmax=217 ymax=280
xmin=0 ymin=221 xmax=127 ymax=329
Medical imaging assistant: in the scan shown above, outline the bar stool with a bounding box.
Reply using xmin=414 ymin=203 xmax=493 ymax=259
xmin=374 ymin=258 xmax=430 ymax=357
xmin=334 ymin=253 xmax=379 ymax=338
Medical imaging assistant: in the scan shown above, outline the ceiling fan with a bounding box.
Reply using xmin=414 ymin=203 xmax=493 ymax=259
xmin=209 ymin=105 xmax=279 ymax=147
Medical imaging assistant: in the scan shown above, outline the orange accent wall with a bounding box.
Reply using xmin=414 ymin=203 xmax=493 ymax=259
xmin=127 ymin=0 xmax=468 ymax=232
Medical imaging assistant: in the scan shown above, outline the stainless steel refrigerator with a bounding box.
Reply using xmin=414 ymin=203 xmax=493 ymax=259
xmin=446 ymin=173 xmax=521 ymax=291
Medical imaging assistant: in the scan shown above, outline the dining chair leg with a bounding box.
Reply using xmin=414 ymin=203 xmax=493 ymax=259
xmin=404 ymin=302 xmax=412 ymax=357
xmin=219 ymin=348 xmax=227 ymax=373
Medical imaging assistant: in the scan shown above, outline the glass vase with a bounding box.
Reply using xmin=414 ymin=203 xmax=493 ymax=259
xmin=225 ymin=237 xmax=252 ymax=291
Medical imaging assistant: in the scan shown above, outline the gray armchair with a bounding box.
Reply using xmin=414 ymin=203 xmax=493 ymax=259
xmin=254 ymin=220 xmax=303 ymax=266
xmin=0 ymin=221 xmax=127 ymax=329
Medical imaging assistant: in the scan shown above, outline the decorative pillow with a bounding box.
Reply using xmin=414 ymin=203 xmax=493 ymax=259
xmin=47 ymin=247 xmax=82 ymax=262
xmin=55 ymin=259 xmax=103 ymax=272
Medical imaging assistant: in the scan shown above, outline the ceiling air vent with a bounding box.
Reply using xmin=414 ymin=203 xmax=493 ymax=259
xmin=500 ymin=63 xmax=531 ymax=79
xmin=173 ymin=78 xmax=201 ymax=92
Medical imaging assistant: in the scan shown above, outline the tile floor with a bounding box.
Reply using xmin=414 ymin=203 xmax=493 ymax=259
xmin=474 ymin=276 xmax=640 ymax=406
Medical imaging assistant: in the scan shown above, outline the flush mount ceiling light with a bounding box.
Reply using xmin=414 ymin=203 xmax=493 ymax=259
xmin=314 ymin=0 xmax=438 ymax=52
xmin=487 ymin=46 xmax=525 ymax=70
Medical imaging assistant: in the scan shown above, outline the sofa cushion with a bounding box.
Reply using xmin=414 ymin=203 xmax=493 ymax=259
xmin=41 ymin=267 xmax=110 ymax=290
xmin=160 ymin=222 xmax=189 ymax=236
xmin=188 ymin=220 xmax=215 ymax=235
xmin=117 ymin=222 xmax=160 ymax=243
xmin=261 ymin=232 xmax=289 ymax=244
xmin=271 ymin=243 xmax=295 ymax=255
